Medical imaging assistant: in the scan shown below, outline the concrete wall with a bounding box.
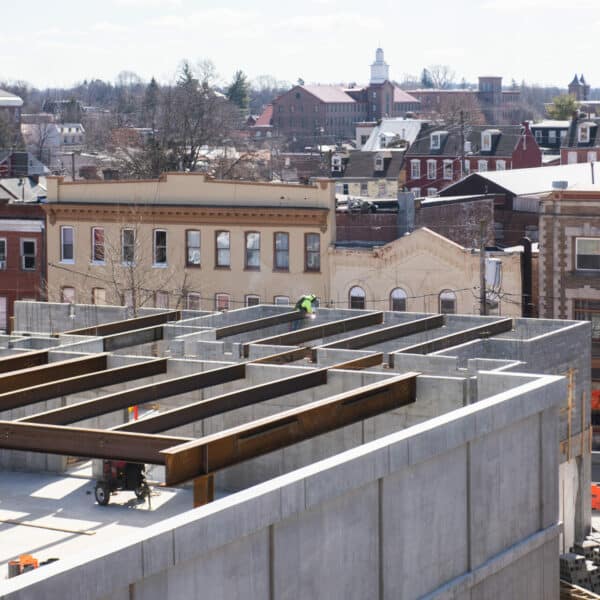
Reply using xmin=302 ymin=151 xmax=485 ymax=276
xmin=0 ymin=373 xmax=564 ymax=600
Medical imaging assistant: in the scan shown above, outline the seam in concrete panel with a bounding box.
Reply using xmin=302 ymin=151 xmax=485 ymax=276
xmin=378 ymin=477 xmax=383 ymax=600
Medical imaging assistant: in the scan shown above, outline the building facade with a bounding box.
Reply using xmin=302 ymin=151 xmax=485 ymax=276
xmin=561 ymin=115 xmax=600 ymax=165
xmin=404 ymin=123 xmax=541 ymax=197
xmin=271 ymin=49 xmax=419 ymax=146
xmin=44 ymin=174 xmax=335 ymax=311
xmin=330 ymin=227 xmax=523 ymax=316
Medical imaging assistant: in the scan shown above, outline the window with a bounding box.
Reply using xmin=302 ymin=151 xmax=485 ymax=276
xmin=427 ymin=160 xmax=436 ymax=180
xmin=410 ymin=160 xmax=420 ymax=179
xmin=439 ymin=290 xmax=456 ymax=314
xmin=443 ymin=160 xmax=453 ymax=180
xmin=430 ymin=133 xmax=441 ymax=150
xmin=215 ymin=231 xmax=230 ymax=267
xmin=390 ymin=288 xmax=407 ymax=311
xmin=342 ymin=183 xmax=349 ymax=195
xmin=121 ymin=228 xmax=135 ymax=264
xmin=186 ymin=230 xmax=201 ymax=266
xmin=153 ymin=229 xmax=167 ymax=266
xmin=21 ymin=239 xmax=36 ymax=270
xmin=274 ymin=295 xmax=290 ymax=305
xmin=304 ymin=233 xmax=320 ymax=271
xmin=0 ymin=239 xmax=6 ymax=269
xmin=578 ymin=126 xmax=590 ymax=144
xmin=92 ymin=287 xmax=106 ymax=305
xmin=187 ymin=293 xmax=201 ymax=311
xmin=215 ymin=293 xmax=230 ymax=311
xmin=60 ymin=226 xmax=74 ymax=262
xmin=588 ymin=151 xmax=597 ymax=162
xmin=245 ymin=294 xmax=260 ymax=307
xmin=548 ymin=130 xmax=557 ymax=143
xmin=360 ymin=182 xmax=368 ymax=195
xmin=0 ymin=297 xmax=6 ymax=331
xmin=496 ymin=160 xmax=506 ymax=171
xmin=155 ymin=290 xmax=169 ymax=308
xmin=274 ymin=232 xmax=289 ymax=270
xmin=576 ymin=238 xmax=600 ymax=270
xmin=478 ymin=160 xmax=488 ymax=172
xmin=464 ymin=160 xmax=470 ymax=174
xmin=481 ymin=132 xmax=492 ymax=151
xmin=568 ymin=151 xmax=578 ymax=164
xmin=92 ymin=227 xmax=104 ymax=263
xmin=245 ymin=232 xmax=260 ymax=269
xmin=574 ymin=299 xmax=600 ymax=340
xmin=534 ymin=130 xmax=542 ymax=143
xmin=349 ymin=286 xmax=366 ymax=309
xmin=427 ymin=188 xmax=438 ymax=196
xmin=61 ymin=286 xmax=75 ymax=304
xmin=374 ymin=155 xmax=384 ymax=170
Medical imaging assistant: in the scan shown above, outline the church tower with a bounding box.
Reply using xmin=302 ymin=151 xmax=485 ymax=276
xmin=370 ymin=48 xmax=389 ymax=84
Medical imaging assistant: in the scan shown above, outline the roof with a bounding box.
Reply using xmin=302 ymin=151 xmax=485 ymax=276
xmin=342 ymin=151 xmax=404 ymax=179
xmin=440 ymin=162 xmax=597 ymax=197
xmin=393 ymin=87 xmax=419 ymax=104
xmin=406 ymin=124 xmax=525 ymax=157
xmin=565 ymin=117 xmax=600 ymax=147
xmin=302 ymin=85 xmax=356 ymax=103
xmin=0 ymin=89 xmax=23 ymax=108
xmin=531 ymin=120 xmax=570 ymax=129
xmin=361 ymin=119 xmax=424 ymax=151
xmin=254 ymin=104 xmax=273 ymax=127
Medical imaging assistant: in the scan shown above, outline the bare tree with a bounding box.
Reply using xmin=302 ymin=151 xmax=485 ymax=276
xmin=427 ymin=65 xmax=456 ymax=90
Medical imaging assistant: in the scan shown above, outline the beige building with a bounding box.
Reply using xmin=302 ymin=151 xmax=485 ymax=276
xmin=329 ymin=228 xmax=523 ymax=316
xmin=44 ymin=174 xmax=524 ymax=317
xmin=44 ymin=174 xmax=334 ymax=311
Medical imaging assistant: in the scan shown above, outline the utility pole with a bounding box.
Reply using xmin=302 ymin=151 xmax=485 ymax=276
xmin=480 ymin=218 xmax=487 ymax=316
xmin=459 ymin=110 xmax=465 ymax=179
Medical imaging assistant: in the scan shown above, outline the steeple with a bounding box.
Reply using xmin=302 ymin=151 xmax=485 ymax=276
xmin=370 ymin=47 xmax=389 ymax=85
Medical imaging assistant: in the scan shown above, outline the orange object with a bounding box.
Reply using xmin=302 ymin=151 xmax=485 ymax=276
xmin=592 ymin=390 xmax=600 ymax=412
xmin=127 ymin=405 xmax=139 ymax=420
xmin=592 ymin=483 xmax=600 ymax=511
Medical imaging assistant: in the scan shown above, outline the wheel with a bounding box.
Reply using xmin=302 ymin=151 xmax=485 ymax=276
xmin=95 ymin=482 xmax=110 ymax=505
xmin=134 ymin=483 xmax=149 ymax=500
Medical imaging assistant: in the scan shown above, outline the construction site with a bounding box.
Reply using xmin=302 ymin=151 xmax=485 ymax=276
xmin=0 ymin=300 xmax=592 ymax=599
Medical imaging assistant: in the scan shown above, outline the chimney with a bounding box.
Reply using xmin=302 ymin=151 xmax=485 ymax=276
xmin=397 ymin=191 xmax=416 ymax=235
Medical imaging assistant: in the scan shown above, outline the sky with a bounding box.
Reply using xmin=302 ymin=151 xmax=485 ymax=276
xmin=2 ymin=0 xmax=599 ymax=90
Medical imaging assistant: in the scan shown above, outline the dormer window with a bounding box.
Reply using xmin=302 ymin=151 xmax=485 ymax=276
xmin=482 ymin=132 xmax=492 ymax=151
xmin=579 ymin=125 xmax=590 ymax=144
xmin=332 ymin=155 xmax=342 ymax=172
xmin=374 ymin=155 xmax=384 ymax=171
xmin=430 ymin=131 xmax=446 ymax=150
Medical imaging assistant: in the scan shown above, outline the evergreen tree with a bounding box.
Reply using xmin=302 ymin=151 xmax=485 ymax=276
xmin=226 ymin=70 xmax=249 ymax=110
xmin=143 ymin=77 xmax=160 ymax=130
xmin=420 ymin=68 xmax=434 ymax=88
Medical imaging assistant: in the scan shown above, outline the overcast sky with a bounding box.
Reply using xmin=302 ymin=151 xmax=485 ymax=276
xmin=2 ymin=0 xmax=598 ymax=89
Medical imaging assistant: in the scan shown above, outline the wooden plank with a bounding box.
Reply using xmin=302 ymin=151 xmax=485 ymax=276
xmin=162 ymin=372 xmax=418 ymax=485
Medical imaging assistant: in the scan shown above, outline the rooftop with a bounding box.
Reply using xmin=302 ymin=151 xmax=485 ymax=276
xmin=0 ymin=89 xmax=23 ymax=109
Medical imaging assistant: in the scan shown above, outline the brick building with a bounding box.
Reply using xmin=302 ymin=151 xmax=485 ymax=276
xmin=404 ymin=123 xmax=541 ymax=198
xmin=0 ymin=89 xmax=23 ymax=148
xmin=561 ymin=115 xmax=600 ymax=165
xmin=270 ymin=49 xmax=419 ymax=147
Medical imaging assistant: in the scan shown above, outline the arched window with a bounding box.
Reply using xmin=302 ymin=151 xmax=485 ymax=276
xmin=390 ymin=288 xmax=407 ymax=311
xmin=349 ymin=286 xmax=366 ymax=309
xmin=439 ymin=290 xmax=456 ymax=315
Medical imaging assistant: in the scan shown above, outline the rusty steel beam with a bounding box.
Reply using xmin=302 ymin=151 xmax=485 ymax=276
xmin=0 ymin=421 xmax=190 ymax=464
xmin=0 ymin=350 xmax=49 ymax=374
xmin=2 ymin=359 xmax=167 ymax=413
xmin=328 ymin=353 xmax=384 ymax=370
xmin=316 ymin=315 xmax=445 ymax=351
xmin=249 ymin=347 xmax=312 ymax=365
xmin=242 ymin=312 xmax=384 ymax=357
xmin=114 ymin=367 xmax=329 ymax=434
xmin=103 ymin=325 xmax=164 ymax=352
xmin=0 ymin=354 xmax=108 ymax=395
xmin=22 ymin=362 xmax=247 ymax=426
xmin=63 ymin=310 xmax=181 ymax=337
xmin=393 ymin=318 xmax=513 ymax=358
xmin=215 ymin=311 xmax=303 ymax=339
xmin=162 ymin=372 xmax=418 ymax=486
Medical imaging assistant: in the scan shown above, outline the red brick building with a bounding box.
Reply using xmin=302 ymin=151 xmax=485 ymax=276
xmin=0 ymin=196 xmax=46 ymax=331
xmin=404 ymin=123 xmax=541 ymax=197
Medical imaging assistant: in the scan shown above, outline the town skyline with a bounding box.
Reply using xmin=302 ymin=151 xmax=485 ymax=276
xmin=2 ymin=0 xmax=599 ymax=89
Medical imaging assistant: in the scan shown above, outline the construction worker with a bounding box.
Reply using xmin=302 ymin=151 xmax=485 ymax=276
xmin=292 ymin=294 xmax=317 ymax=329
